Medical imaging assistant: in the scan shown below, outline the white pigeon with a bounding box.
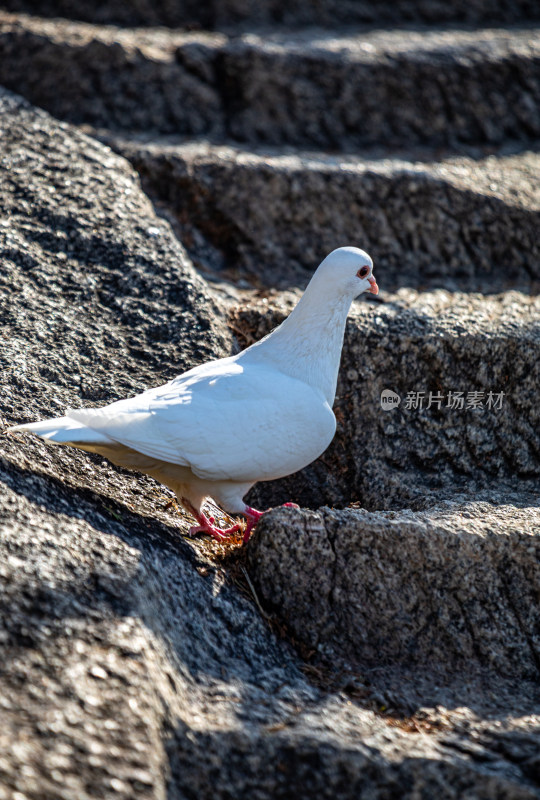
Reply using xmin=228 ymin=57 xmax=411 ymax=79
xmin=8 ymin=247 xmax=378 ymax=542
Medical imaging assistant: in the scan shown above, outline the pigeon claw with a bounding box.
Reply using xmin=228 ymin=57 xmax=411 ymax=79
xmin=188 ymin=523 xmax=225 ymax=540
xmin=243 ymin=507 xmax=265 ymax=543
xmin=186 ymin=508 xmax=241 ymax=541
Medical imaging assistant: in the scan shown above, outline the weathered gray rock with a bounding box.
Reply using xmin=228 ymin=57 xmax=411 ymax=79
xmin=0 ymin=88 xmax=231 ymax=427
xmin=1 ymin=460 xmax=540 ymax=800
xmin=0 ymin=13 xmax=226 ymax=136
xmin=1 ymin=0 xmax=538 ymax=28
xmin=1 ymin=14 xmax=539 ymax=149
xmin=3 ymin=87 xmax=540 ymax=800
xmin=221 ymin=28 xmax=540 ymax=149
xmin=247 ymin=501 xmax=540 ymax=679
xmin=113 ymin=138 xmax=540 ymax=293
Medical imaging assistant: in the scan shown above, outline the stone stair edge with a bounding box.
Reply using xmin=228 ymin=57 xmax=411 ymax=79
xmin=234 ymin=289 xmax=540 ymax=339
xmin=1 ymin=12 xmax=539 ymax=150
xmin=104 ymin=132 xmax=540 ymax=292
xmin=1 ymin=11 xmax=540 ymax=55
xmin=246 ymin=502 xmax=540 ymax=680
xmin=108 ymin=133 xmax=540 ymax=212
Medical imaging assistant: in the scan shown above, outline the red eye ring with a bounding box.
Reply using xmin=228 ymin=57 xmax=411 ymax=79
xmin=357 ymin=266 xmax=369 ymax=279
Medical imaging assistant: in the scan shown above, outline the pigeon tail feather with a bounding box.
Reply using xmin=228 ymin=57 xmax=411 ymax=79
xmin=7 ymin=416 xmax=114 ymax=446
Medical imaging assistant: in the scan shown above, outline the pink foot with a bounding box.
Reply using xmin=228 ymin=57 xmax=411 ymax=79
xmin=188 ymin=522 xmax=226 ymax=540
xmin=243 ymin=506 xmax=265 ymax=543
xmin=188 ymin=513 xmax=241 ymax=541
xmin=182 ymin=500 xmax=241 ymax=542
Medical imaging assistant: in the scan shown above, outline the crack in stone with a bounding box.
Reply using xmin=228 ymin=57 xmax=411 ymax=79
xmin=498 ymin=567 xmax=540 ymax=678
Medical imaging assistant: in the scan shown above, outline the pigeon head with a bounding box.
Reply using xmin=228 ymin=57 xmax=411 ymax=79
xmin=315 ymin=246 xmax=378 ymax=297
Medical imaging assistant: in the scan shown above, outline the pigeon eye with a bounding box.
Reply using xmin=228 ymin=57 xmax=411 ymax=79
xmin=357 ymin=266 xmax=369 ymax=279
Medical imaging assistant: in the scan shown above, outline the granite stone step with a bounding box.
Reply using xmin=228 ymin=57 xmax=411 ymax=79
xmin=247 ymin=500 xmax=540 ymax=680
xmin=0 ymin=13 xmax=539 ymax=149
xmin=217 ymin=27 xmax=540 ymax=149
xmin=110 ymin=137 xmax=540 ymax=293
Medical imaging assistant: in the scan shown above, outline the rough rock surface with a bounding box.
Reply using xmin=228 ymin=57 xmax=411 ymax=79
xmin=1 ymin=13 xmax=539 ymax=149
xmin=218 ymin=28 xmax=540 ymax=149
xmin=2 ymin=0 xmax=540 ymax=27
xmin=1 ymin=0 xmax=540 ymax=795
xmin=0 ymin=14 xmax=226 ymax=138
xmin=0 ymin=89 xmax=230 ymax=426
xmin=113 ymin=138 xmax=540 ymax=292
xmin=247 ymin=502 xmax=540 ymax=679
xmin=4 ymin=454 xmax=540 ymax=800
xmin=3 ymin=87 xmax=540 ymax=800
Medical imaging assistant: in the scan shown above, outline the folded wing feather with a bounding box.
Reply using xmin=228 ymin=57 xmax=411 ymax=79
xmin=68 ymin=360 xmax=335 ymax=483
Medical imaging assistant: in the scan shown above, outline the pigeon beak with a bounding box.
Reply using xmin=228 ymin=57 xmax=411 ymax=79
xmin=368 ymin=275 xmax=379 ymax=295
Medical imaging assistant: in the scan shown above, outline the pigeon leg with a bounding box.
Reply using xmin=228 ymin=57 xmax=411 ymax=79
xmin=182 ymin=500 xmax=241 ymax=541
xmin=243 ymin=506 xmax=265 ymax=543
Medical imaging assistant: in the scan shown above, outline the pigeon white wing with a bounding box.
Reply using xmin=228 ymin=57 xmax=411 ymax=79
xmin=68 ymin=358 xmax=336 ymax=482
